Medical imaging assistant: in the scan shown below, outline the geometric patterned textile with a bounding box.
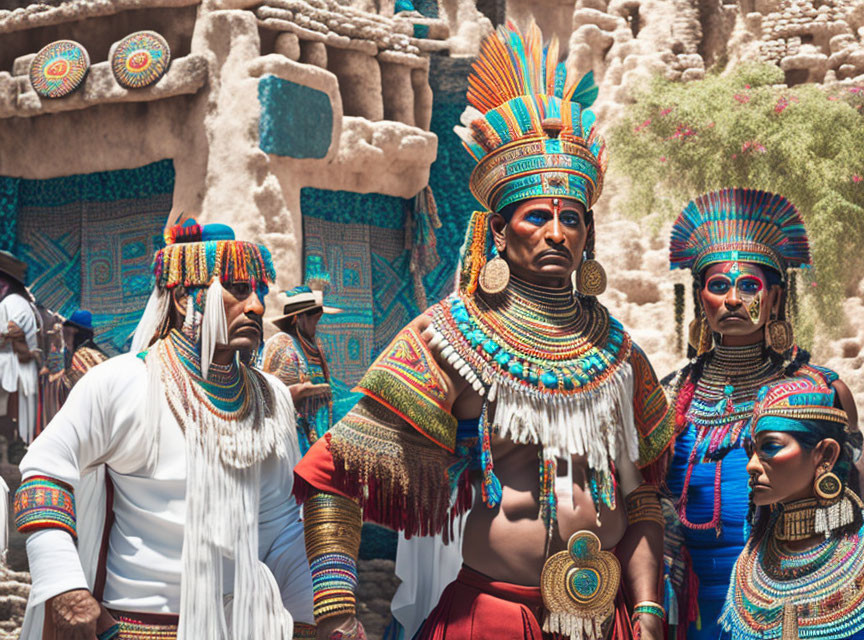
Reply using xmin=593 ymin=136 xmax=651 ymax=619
xmin=0 ymin=177 xmax=19 ymax=252
xmin=301 ymin=191 xmax=414 ymax=399
xmin=299 ymin=60 xmax=477 ymax=562
xmin=300 ymin=59 xmax=477 ymax=421
xmin=11 ymin=160 xmax=174 ymax=354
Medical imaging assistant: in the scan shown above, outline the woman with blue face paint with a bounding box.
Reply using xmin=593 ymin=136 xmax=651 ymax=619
xmin=637 ymin=188 xmax=859 ymax=639
xmin=720 ymin=378 xmax=864 ymax=639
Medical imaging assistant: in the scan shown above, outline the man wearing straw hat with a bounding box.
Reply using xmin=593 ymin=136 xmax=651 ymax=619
xmin=261 ymin=285 xmax=340 ymax=455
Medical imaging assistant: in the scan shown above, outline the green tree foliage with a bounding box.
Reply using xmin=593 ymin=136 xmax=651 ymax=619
xmin=610 ymin=64 xmax=864 ymax=341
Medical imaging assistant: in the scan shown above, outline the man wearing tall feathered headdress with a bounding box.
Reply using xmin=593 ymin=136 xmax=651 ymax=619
xmin=294 ymin=23 xmax=669 ymax=640
xmin=13 ymin=221 xmax=315 ymax=640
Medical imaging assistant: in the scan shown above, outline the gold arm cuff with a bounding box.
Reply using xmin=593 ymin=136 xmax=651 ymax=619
xmin=303 ymin=491 xmax=362 ymax=559
xmin=625 ymin=483 xmax=664 ymax=528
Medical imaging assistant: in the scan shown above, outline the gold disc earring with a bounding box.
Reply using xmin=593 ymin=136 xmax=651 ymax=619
xmin=575 ymin=253 xmax=606 ymax=296
xmin=479 ymin=253 xmax=510 ymax=295
xmin=814 ymin=470 xmax=842 ymax=501
xmin=766 ymin=315 xmax=794 ymax=354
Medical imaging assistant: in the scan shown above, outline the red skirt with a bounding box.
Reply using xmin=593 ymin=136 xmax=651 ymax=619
xmin=417 ymin=566 xmax=634 ymax=640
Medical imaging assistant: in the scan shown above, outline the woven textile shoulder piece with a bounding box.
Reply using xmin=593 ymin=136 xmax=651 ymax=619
xmin=720 ymin=518 xmax=864 ymax=639
xmin=153 ymin=221 xmax=276 ymax=291
xmin=455 ymin=21 xmax=607 ymax=212
xmin=669 ymin=188 xmax=811 ymax=275
xmin=355 ymin=325 xmax=457 ymax=452
xmin=326 ymin=395 xmax=472 ymax=539
xmin=14 ymin=475 xmax=77 ymax=538
xmin=630 ymin=343 xmax=669 ymax=467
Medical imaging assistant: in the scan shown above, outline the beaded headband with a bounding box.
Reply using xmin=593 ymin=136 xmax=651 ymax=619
xmin=154 ymin=221 xmax=276 ymax=291
xmin=669 ymin=188 xmax=811 ymax=276
xmin=752 ymin=378 xmax=848 ymax=433
xmin=455 ymin=21 xmax=607 ymax=213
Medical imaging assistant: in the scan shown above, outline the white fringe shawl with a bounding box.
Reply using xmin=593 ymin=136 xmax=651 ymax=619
xmin=489 ymin=361 xmax=639 ymax=478
xmin=150 ymin=338 xmax=298 ymax=639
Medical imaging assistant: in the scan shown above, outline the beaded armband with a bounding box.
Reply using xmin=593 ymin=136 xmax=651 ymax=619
xmin=632 ymin=601 xmax=666 ymax=622
xmin=14 ymin=475 xmax=77 ymax=538
xmin=625 ymin=483 xmax=664 ymax=528
xmin=304 ymin=492 xmax=363 ymax=621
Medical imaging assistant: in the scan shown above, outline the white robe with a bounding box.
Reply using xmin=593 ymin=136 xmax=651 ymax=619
xmin=0 ymin=293 xmax=38 ymax=443
xmin=18 ymin=353 xmax=313 ymax=639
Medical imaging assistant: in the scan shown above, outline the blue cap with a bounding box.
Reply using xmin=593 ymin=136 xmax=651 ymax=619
xmin=65 ymin=309 xmax=93 ymax=330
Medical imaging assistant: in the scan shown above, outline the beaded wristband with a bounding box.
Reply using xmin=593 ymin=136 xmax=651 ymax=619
xmin=632 ymin=601 xmax=666 ymax=622
xmin=304 ymin=492 xmax=363 ymax=621
xmin=96 ymin=625 xmax=120 ymax=640
xmin=14 ymin=475 xmax=77 ymax=538
xmin=625 ymin=483 xmax=664 ymax=528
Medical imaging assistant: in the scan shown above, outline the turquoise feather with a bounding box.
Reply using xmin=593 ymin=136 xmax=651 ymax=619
xmin=568 ymin=70 xmax=599 ymax=108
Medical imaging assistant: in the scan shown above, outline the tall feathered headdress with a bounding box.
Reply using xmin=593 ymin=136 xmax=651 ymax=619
xmin=670 ymin=188 xmax=811 ymax=276
xmin=454 ymin=21 xmax=607 ymax=213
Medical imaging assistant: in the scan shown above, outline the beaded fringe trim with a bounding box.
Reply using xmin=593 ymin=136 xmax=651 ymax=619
xmin=490 ymin=362 xmax=638 ymax=475
xmin=542 ymin=612 xmax=608 ymax=639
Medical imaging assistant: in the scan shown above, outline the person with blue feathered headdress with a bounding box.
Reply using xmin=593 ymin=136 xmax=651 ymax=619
xmin=294 ymin=21 xmax=670 ymax=640
xmin=640 ymin=189 xmax=859 ymax=639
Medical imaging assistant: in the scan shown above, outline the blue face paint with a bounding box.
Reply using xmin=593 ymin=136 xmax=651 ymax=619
xmin=757 ymin=440 xmax=784 ymax=459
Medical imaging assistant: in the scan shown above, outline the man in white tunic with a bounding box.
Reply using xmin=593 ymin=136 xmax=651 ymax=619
xmin=0 ymin=251 xmax=38 ymax=444
xmin=13 ymin=221 xmax=314 ymax=640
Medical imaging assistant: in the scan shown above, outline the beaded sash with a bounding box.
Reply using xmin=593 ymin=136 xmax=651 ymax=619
xmin=720 ymin=518 xmax=864 ymax=639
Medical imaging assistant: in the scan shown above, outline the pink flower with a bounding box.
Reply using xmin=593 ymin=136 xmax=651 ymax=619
xmin=828 ymin=95 xmax=839 ymax=101
xmin=853 ymin=174 xmax=862 ymax=183
xmin=731 ymin=153 xmax=738 ymax=159
xmin=849 ymin=86 xmax=863 ymax=94
xmin=744 ymin=84 xmax=751 ymax=89
xmin=634 ymin=119 xmax=652 ymax=133
xmin=741 ymin=140 xmax=766 ymax=153
xmin=659 ymin=156 xmax=667 ymax=162
xmin=734 ymin=93 xmax=751 ymax=104
xmin=775 ymin=97 xmax=789 ymax=113
xmin=666 ymin=124 xmax=697 ymax=141
xmin=659 ymin=107 xmax=673 ymax=116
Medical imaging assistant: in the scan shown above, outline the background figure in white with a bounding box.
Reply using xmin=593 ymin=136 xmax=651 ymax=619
xmin=391 ymin=518 xmax=466 ymax=639
xmin=0 ymin=251 xmax=38 ymax=445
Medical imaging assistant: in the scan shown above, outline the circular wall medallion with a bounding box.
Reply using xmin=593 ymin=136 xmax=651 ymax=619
xmin=29 ymin=40 xmax=90 ymax=98
xmin=111 ymin=31 xmax=171 ymax=89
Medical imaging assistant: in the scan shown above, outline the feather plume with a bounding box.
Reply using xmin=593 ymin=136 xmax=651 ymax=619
xmin=669 ymin=188 xmax=812 ymax=273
